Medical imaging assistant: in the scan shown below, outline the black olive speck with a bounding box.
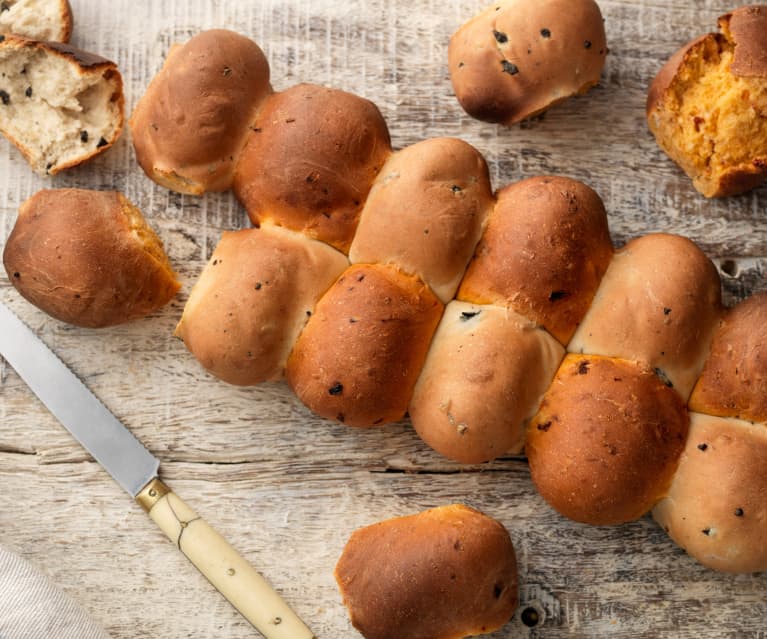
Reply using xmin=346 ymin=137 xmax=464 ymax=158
xmin=549 ymin=290 xmax=568 ymax=301
xmin=663 ymin=307 xmax=672 ymax=315
xmin=702 ymin=528 xmax=711 ymax=536
xmin=97 ymin=137 xmax=108 ymax=148
xmin=0 ymin=90 xmax=10 ymax=105
xmin=697 ymin=443 xmax=708 ymax=451
xmin=493 ymin=30 xmax=508 ymax=44
xmin=452 ymin=185 xmax=462 ymax=193
xmin=460 ymin=310 xmax=480 ymax=321
xmin=540 ymin=28 xmax=551 ymax=38
xmin=584 ymin=40 xmax=592 ymax=49
xmin=12 ymin=272 xmax=20 ymax=279
xmin=223 ymin=66 xmax=232 ymax=76
xmin=735 ymin=508 xmax=744 ymax=517
xmin=537 ymin=421 xmax=552 ymax=432
xmin=493 ymin=583 xmax=504 ymax=598
xmin=329 ymin=382 xmax=344 ymax=396
xmin=80 ymin=130 xmax=89 ymax=143
xmin=578 ymin=360 xmax=590 ymax=375
xmin=25 ymin=87 xmax=32 ymax=98
xmin=501 ymin=60 xmax=519 ymax=75
xmin=255 ymin=282 xmax=262 ymax=290
xmin=0 ymin=3 xmax=7 ymax=13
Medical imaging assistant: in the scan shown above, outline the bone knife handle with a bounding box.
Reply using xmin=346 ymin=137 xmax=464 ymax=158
xmin=136 ymin=478 xmax=314 ymax=639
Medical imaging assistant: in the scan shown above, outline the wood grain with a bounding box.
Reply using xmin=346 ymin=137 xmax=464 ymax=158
xmin=1 ymin=1 xmax=766 ymax=638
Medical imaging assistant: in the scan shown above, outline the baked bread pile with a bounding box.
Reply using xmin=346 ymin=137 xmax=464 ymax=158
xmin=648 ymin=5 xmax=767 ymax=197
xmin=131 ymin=28 xmax=767 ymax=575
xmin=132 ymin=31 xmax=767 ymax=571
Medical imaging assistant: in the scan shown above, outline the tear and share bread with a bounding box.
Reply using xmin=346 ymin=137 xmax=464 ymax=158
xmin=410 ymin=302 xmax=564 ymax=464
xmin=233 ymin=83 xmax=392 ymax=254
xmin=569 ymin=234 xmax=723 ymax=400
xmin=647 ymin=6 xmax=767 ymax=197
xmin=349 ymin=137 xmax=494 ymax=303
xmin=458 ymin=176 xmax=613 ymax=345
xmin=652 ymin=413 xmax=767 ymax=573
xmin=335 ymin=505 xmax=519 ymax=639
xmin=526 ymin=355 xmax=690 ymax=526
xmin=3 ymin=189 xmax=179 ymax=328
xmin=175 ymin=225 xmax=348 ymax=386
xmin=689 ymin=291 xmax=767 ymax=423
xmin=130 ymin=30 xmax=272 ymax=195
xmin=0 ymin=35 xmax=123 ymax=175
xmin=448 ymin=0 xmax=607 ymax=125
xmin=286 ymin=263 xmax=443 ymax=427
xmin=0 ymin=0 xmax=73 ymax=43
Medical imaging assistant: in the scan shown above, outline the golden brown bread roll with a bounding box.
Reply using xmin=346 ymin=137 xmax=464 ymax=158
xmin=175 ymin=225 xmax=348 ymax=385
xmin=286 ymin=263 xmax=443 ymax=427
xmin=647 ymin=6 xmax=767 ymax=197
xmin=335 ymin=504 xmax=518 ymax=639
xmin=652 ymin=413 xmax=767 ymax=573
xmin=448 ymin=0 xmax=607 ymax=125
xmin=233 ymin=83 xmax=392 ymax=254
xmin=349 ymin=137 xmax=493 ymax=303
xmin=688 ymin=292 xmax=767 ymax=422
xmin=526 ymin=355 xmax=689 ymax=525
xmin=410 ymin=302 xmax=564 ymax=463
xmin=569 ymin=233 xmax=723 ymax=400
xmin=3 ymin=189 xmax=179 ymax=328
xmin=458 ymin=176 xmax=613 ymax=345
xmin=130 ymin=29 xmax=272 ymax=195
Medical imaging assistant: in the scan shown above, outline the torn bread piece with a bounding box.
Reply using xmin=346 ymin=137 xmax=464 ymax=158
xmin=0 ymin=0 xmax=73 ymax=43
xmin=0 ymin=35 xmax=123 ymax=175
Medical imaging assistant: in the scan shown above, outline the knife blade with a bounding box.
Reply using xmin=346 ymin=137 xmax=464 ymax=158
xmin=0 ymin=301 xmax=314 ymax=639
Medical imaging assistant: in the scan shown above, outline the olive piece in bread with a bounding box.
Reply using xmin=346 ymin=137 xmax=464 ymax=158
xmin=335 ymin=504 xmax=519 ymax=639
xmin=0 ymin=0 xmax=73 ymax=42
xmin=647 ymin=6 xmax=767 ymax=197
xmin=0 ymin=35 xmax=123 ymax=175
xmin=448 ymin=0 xmax=607 ymax=125
xmin=3 ymin=189 xmax=179 ymax=328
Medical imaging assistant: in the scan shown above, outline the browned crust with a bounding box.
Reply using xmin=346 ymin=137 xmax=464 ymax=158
xmin=130 ymin=30 xmax=272 ymax=195
xmin=689 ymin=292 xmax=767 ymax=423
xmin=286 ymin=263 xmax=443 ymax=427
xmin=233 ymin=83 xmax=392 ymax=254
xmin=719 ymin=5 xmax=767 ymax=78
xmin=1 ymin=33 xmax=113 ymax=67
xmin=3 ymin=189 xmax=179 ymax=328
xmin=526 ymin=355 xmax=690 ymax=525
xmin=458 ymin=176 xmax=613 ymax=345
xmin=653 ymin=413 xmax=767 ymax=573
xmin=335 ymin=504 xmax=518 ymax=639
xmin=59 ymin=0 xmax=74 ymax=43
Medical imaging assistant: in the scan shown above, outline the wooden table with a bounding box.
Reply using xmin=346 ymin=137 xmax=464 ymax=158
xmin=1 ymin=1 xmax=765 ymax=637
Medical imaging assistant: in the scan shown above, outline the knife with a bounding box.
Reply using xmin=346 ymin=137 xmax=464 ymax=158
xmin=0 ymin=301 xmax=314 ymax=639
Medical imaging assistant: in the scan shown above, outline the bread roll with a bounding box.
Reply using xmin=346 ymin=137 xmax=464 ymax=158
xmin=130 ymin=29 xmax=272 ymax=195
xmin=233 ymin=83 xmax=392 ymax=253
xmin=526 ymin=355 xmax=689 ymax=525
xmin=652 ymin=413 xmax=767 ymax=573
xmin=0 ymin=0 xmax=73 ymax=42
xmin=286 ymin=263 xmax=443 ymax=427
xmin=0 ymin=35 xmax=123 ymax=175
xmin=3 ymin=189 xmax=179 ymax=328
xmin=569 ymin=233 xmax=723 ymax=400
xmin=175 ymin=225 xmax=348 ymax=385
xmin=335 ymin=504 xmax=518 ymax=639
xmin=349 ymin=137 xmax=493 ymax=303
xmin=689 ymin=292 xmax=767 ymax=422
xmin=448 ymin=0 xmax=607 ymax=125
xmin=647 ymin=6 xmax=767 ymax=197
xmin=458 ymin=176 xmax=613 ymax=345
xmin=410 ymin=302 xmax=564 ymax=463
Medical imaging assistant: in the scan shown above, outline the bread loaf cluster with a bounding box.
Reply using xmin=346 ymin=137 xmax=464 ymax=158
xmin=133 ymin=29 xmax=767 ymax=574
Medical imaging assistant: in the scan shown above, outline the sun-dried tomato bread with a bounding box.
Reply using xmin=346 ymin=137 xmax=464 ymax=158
xmin=647 ymin=6 xmax=767 ymax=197
xmin=448 ymin=0 xmax=608 ymax=125
xmin=3 ymin=189 xmax=179 ymax=327
xmin=0 ymin=35 xmax=123 ymax=175
xmin=0 ymin=0 xmax=73 ymax=43
xmin=335 ymin=505 xmax=519 ymax=639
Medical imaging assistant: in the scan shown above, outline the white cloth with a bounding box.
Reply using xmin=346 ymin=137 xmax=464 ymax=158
xmin=0 ymin=546 xmax=110 ymax=639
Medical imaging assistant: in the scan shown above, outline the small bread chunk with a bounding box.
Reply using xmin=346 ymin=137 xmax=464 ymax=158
xmin=689 ymin=292 xmax=767 ymax=422
xmin=410 ymin=301 xmax=564 ymax=463
xmin=569 ymin=234 xmax=723 ymax=400
xmin=653 ymin=413 xmax=767 ymax=573
xmin=335 ymin=505 xmax=519 ymax=639
xmin=0 ymin=0 xmax=73 ymax=43
xmin=130 ymin=29 xmax=272 ymax=195
xmin=448 ymin=0 xmax=607 ymax=125
xmin=176 ymin=225 xmax=348 ymax=386
xmin=233 ymin=83 xmax=392 ymax=254
xmin=526 ymin=355 xmax=689 ymax=526
xmin=0 ymin=35 xmax=123 ymax=175
xmin=458 ymin=176 xmax=613 ymax=345
xmin=286 ymin=263 xmax=443 ymax=427
xmin=647 ymin=6 xmax=767 ymax=197
xmin=349 ymin=137 xmax=494 ymax=303
xmin=3 ymin=189 xmax=179 ymax=328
